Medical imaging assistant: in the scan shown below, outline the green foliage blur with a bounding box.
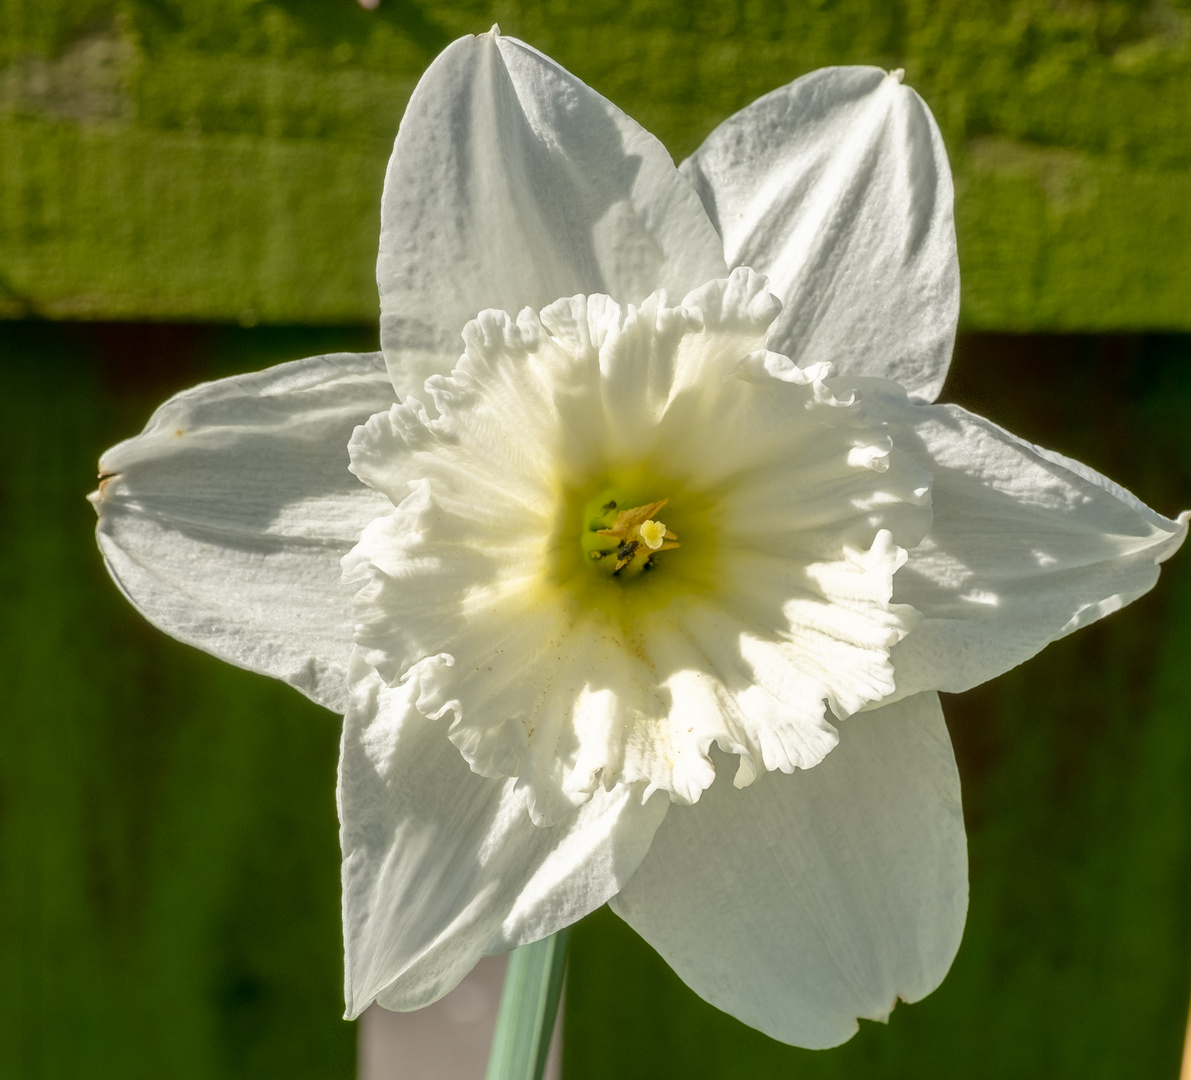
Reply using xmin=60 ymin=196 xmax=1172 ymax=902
xmin=1 ymin=325 xmax=376 ymax=1080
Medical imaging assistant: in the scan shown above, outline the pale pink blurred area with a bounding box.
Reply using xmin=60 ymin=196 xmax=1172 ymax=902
xmin=1181 ymin=1002 xmax=1191 ymax=1080
xmin=358 ymin=955 xmax=563 ymax=1080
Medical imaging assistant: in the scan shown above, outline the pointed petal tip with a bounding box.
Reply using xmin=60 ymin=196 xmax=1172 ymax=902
xmin=378 ymin=28 xmax=726 ymax=396
xmin=1163 ymin=509 xmax=1191 ymax=562
xmin=680 ymin=63 xmax=956 ymax=401
xmin=342 ymin=987 xmax=373 ymax=1022
xmin=89 ymin=465 xmax=122 ymax=511
xmin=888 ymin=68 xmax=905 ymax=83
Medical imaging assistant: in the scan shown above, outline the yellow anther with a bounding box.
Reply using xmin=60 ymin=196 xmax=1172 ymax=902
xmin=639 ymin=520 xmax=667 ymax=550
xmin=590 ymin=497 xmax=680 ymax=576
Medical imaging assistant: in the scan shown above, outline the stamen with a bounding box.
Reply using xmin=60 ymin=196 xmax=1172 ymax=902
xmin=586 ymin=495 xmax=680 ymax=578
xmin=639 ymin=520 xmax=667 ymax=549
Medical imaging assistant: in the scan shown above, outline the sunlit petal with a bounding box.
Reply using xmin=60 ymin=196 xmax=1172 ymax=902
xmin=612 ymin=691 xmax=966 ymax=1048
xmin=91 ymin=353 xmax=394 ymax=712
xmin=682 ymin=66 xmax=957 ymax=403
xmin=378 ymin=30 xmax=727 ymax=399
xmin=340 ymin=656 xmax=667 ymax=1016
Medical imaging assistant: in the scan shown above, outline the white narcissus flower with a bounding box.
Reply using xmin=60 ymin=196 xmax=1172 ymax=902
xmin=90 ymin=30 xmax=1187 ymax=1050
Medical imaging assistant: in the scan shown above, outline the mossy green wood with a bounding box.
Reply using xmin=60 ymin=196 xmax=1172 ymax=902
xmin=2 ymin=0 xmax=1190 ymax=329
xmin=0 ymin=323 xmax=375 ymax=1080
xmin=565 ymin=334 xmax=1191 ymax=1080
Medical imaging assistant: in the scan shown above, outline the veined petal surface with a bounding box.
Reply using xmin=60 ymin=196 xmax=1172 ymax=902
xmin=339 ymin=656 xmax=667 ymax=1017
xmin=345 ymin=269 xmax=932 ymax=826
xmin=377 ymin=30 xmax=727 ymax=399
xmin=611 ymin=691 xmax=967 ymax=1049
xmin=848 ymin=384 xmax=1190 ymax=696
xmin=681 ymin=67 xmax=958 ymax=403
xmin=91 ymin=353 xmax=394 ymax=712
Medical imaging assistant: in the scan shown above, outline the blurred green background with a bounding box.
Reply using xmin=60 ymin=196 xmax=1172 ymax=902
xmin=2 ymin=2 xmax=1190 ymax=1078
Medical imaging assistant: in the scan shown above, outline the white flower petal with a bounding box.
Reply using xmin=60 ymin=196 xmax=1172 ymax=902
xmin=611 ymin=691 xmax=967 ymax=1049
xmin=346 ymin=274 xmax=933 ymax=822
xmin=680 ymin=67 xmax=958 ymax=403
xmin=861 ymin=387 xmax=1190 ymax=696
xmin=90 ymin=353 xmax=395 ymax=712
xmin=339 ymin=655 xmax=668 ymax=1017
xmin=378 ymin=30 xmax=728 ymax=399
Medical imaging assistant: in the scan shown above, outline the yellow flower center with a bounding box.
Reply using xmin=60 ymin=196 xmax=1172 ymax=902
xmin=584 ymin=495 xmax=680 ymax=578
xmin=541 ymin=467 xmax=720 ymax=628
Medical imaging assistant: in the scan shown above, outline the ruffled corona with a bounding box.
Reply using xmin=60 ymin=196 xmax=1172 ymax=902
xmin=343 ymin=268 xmax=933 ymax=825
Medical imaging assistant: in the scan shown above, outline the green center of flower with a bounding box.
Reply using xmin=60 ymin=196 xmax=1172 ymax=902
xmin=546 ymin=468 xmax=720 ymax=622
xmin=581 ymin=491 xmax=680 ymax=579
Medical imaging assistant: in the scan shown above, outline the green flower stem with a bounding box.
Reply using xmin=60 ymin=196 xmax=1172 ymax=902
xmin=485 ymin=929 xmax=570 ymax=1080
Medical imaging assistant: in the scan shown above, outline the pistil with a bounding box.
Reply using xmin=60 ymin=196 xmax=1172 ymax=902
xmin=588 ymin=497 xmax=679 ymax=577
